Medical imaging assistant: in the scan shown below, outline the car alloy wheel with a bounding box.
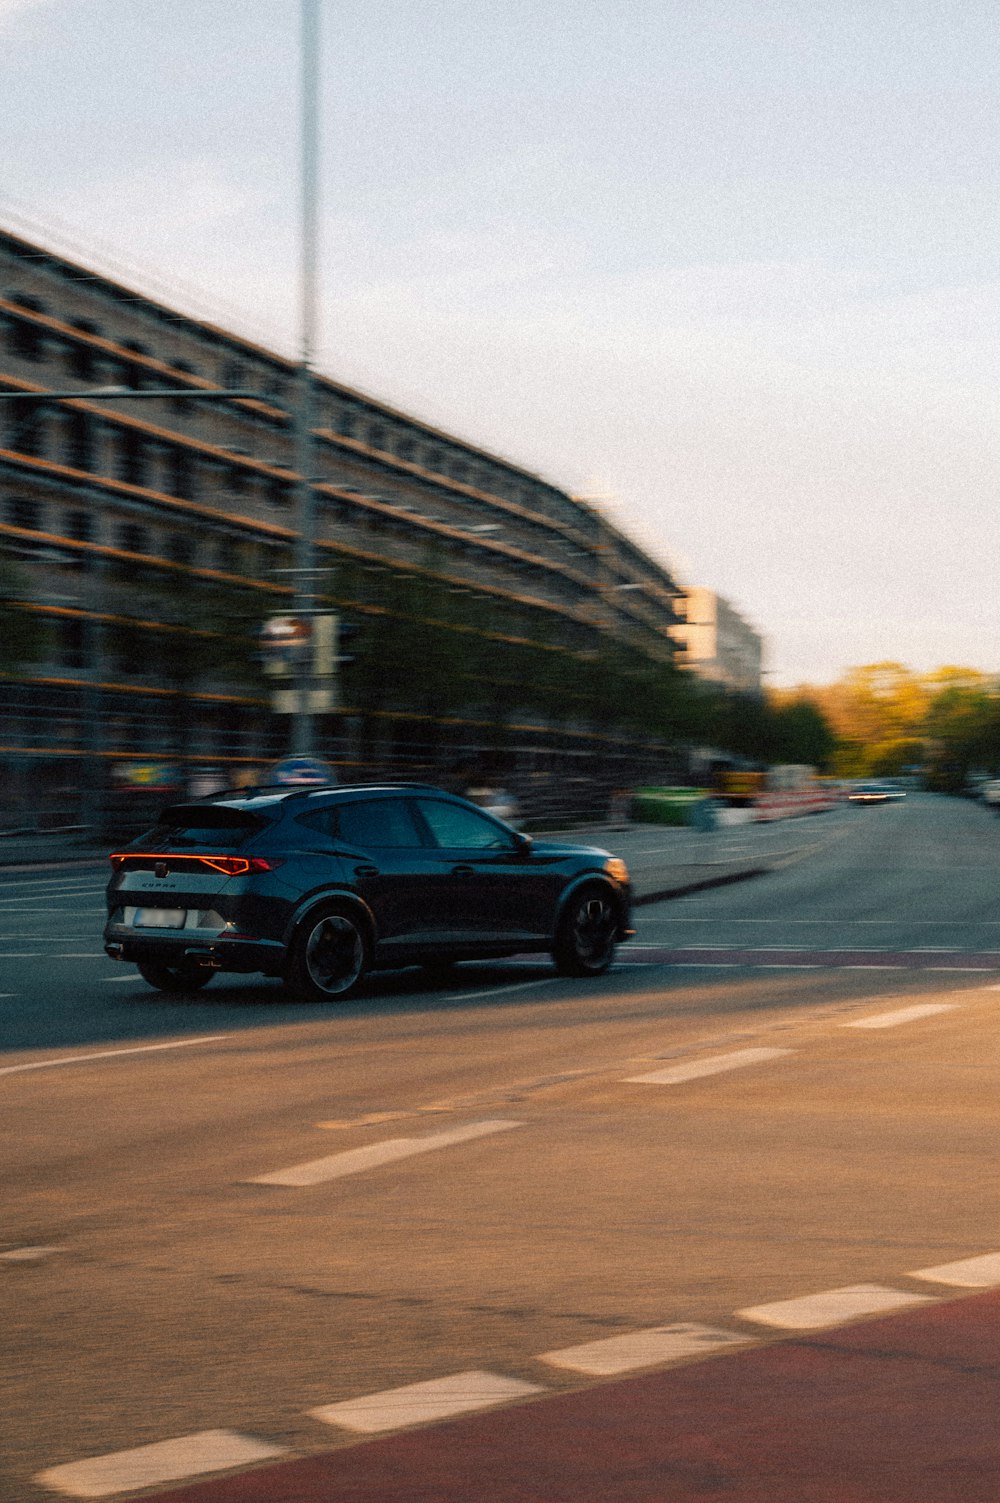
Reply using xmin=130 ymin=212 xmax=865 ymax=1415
xmin=288 ymin=907 xmax=369 ymax=1001
xmin=553 ymin=884 xmax=618 ymax=976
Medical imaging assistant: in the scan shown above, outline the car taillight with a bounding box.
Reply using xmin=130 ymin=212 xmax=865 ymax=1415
xmin=108 ymin=854 xmax=281 ymax=874
xmin=201 ymin=856 xmax=281 ymax=875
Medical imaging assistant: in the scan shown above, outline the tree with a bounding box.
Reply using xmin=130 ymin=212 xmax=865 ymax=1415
xmin=771 ymin=698 xmax=836 ymax=768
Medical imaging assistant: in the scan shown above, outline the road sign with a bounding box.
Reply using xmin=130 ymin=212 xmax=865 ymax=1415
xmin=268 ymin=755 xmax=336 ymax=786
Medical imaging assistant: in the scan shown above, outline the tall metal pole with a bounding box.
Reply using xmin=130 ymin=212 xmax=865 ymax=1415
xmin=292 ymin=0 xmax=320 ymax=754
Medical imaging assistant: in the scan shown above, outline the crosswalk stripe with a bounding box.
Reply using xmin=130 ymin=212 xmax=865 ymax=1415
xmin=538 ymin=1323 xmax=751 ymax=1375
xmin=35 ymin=1431 xmax=285 ymax=1498
xmin=737 ymin=1284 xmax=936 ymax=1330
xmin=908 ymin=1252 xmax=1000 ymax=1287
xmin=309 ymin=1371 xmax=544 ymax=1434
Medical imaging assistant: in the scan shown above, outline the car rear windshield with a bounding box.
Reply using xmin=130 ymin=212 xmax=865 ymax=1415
xmin=138 ymin=804 xmax=268 ymax=849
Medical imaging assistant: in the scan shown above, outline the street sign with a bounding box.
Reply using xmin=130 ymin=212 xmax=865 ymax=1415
xmin=268 ymin=755 xmax=337 ymax=786
xmin=260 ymin=613 xmax=339 ymax=712
xmin=259 ymin=614 xmax=312 ymax=676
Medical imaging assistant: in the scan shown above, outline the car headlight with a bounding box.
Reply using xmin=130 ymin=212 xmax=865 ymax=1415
xmin=604 ymin=857 xmax=629 ymax=883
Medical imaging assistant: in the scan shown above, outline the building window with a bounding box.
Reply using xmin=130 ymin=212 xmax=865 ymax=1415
xmin=66 ymin=319 xmax=101 ymax=380
xmin=8 ymin=404 xmax=44 ymax=457
xmin=228 ymin=464 xmax=248 ymax=498
xmin=267 ymin=475 xmax=290 ymax=508
xmin=65 ymin=410 xmax=95 ymax=471
xmin=118 ymin=427 xmax=147 ymax=487
xmin=5 ymin=294 xmax=45 ymax=360
xmin=120 ymin=340 xmax=150 ymax=390
xmin=221 ymin=357 xmax=246 ymax=391
xmin=170 ymin=448 xmax=195 ymax=500
xmin=262 ymin=372 xmax=290 ymax=408
xmin=118 ymin=522 xmax=147 ymax=555
xmin=65 ymin=509 xmax=92 ymax=543
xmin=7 ymin=495 xmax=41 ymax=531
xmin=56 ymin=617 xmax=85 ymax=670
xmin=171 ymin=360 xmax=199 ymax=411
xmin=169 ymin=533 xmax=193 ymax=567
xmin=339 ymin=407 xmax=356 ymax=438
xmin=368 ymin=422 xmax=385 ymax=450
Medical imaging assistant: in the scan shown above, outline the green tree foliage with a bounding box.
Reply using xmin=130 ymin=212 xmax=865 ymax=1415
xmin=778 ymin=663 xmax=1000 ymax=785
xmin=923 ymin=678 xmax=1000 ymax=789
xmin=288 ymin=555 xmax=838 ymax=769
xmin=771 ymin=698 xmax=837 ymax=768
xmin=822 ymin=662 xmax=929 ymax=748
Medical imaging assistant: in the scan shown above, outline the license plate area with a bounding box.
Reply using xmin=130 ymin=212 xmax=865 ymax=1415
xmin=132 ymin=907 xmax=186 ymax=929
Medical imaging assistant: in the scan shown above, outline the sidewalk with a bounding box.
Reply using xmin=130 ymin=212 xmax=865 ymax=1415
xmin=0 ymin=829 xmax=110 ymax=872
xmin=580 ymin=813 xmax=848 ymax=904
xmin=0 ymin=812 xmax=849 ymax=894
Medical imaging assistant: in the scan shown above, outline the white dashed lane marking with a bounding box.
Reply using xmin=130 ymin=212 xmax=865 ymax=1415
xmin=627 ymin=1047 xmax=792 ymax=1086
xmin=309 ymin=1371 xmax=544 ymax=1434
xmin=538 ymin=1323 xmax=751 ymax=1376
xmin=909 ymin=1252 xmax=1000 ymax=1287
xmin=842 ymin=1003 xmax=957 ymax=1029
xmin=251 ymin=1119 xmax=522 ymax=1187
xmin=0 ymin=1036 xmax=229 ymax=1078
xmin=35 ymin=1431 xmax=286 ymax=1498
xmin=737 ymin=1284 xmax=936 ymax=1330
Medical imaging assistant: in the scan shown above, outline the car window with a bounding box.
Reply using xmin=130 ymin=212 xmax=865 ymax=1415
xmin=415 ymin=798 xmax=514 ymax=851
xmin=295 ymin=809 xmax=337 ymax=840
xmin=140 ymin=805 xmax=265 ymax=848
xmin=335 ymin=798 xmax=425 ymax=849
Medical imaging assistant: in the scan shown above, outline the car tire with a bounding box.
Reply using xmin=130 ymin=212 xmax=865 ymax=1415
xmin=285 ymin=906 xmax=370 ymax=1002
xmin=552 ymin=883 xmax=618 ymax=977
xmin=136 ymin=959 xmax=214 ymax=993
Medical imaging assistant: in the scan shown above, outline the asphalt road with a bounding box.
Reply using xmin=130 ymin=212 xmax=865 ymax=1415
xmin=5 ymin=793 xmax=1000 ymax=1500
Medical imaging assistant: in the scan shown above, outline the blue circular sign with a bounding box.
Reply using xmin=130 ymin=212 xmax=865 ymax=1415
xmin=269 ymin=756 xmax=337 ymax=786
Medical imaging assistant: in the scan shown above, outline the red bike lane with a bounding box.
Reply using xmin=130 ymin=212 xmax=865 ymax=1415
xmin=146 ymin=1289 xmax=1000 ymax=1503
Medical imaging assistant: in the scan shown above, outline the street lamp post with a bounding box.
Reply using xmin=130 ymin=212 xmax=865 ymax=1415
xmin=291 ymin=0 xmax=321 ymax=757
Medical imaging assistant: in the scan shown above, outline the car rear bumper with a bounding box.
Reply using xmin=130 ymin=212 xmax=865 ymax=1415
xmin=103 ymin=926 xmax=285 ymax=975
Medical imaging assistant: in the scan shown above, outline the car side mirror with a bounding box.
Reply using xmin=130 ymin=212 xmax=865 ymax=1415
xmin=514 ymin=831 xmax=534 ymax=857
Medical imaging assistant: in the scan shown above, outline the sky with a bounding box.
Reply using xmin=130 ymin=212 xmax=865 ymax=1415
xmin=2 ymin=0 xmax=999 ymax=687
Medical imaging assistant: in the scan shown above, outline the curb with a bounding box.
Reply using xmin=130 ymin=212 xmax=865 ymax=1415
xmin=633 ymin=864 xmax=771 ymax=906
xmin=0 ymin=854 xmax=108 ymax=873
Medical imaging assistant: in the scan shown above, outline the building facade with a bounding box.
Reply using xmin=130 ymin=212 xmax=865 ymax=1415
xmin=0 ymin=225 xmax=683 ymax=828
xmin=669 ymin=586 xmax=764 ymax=694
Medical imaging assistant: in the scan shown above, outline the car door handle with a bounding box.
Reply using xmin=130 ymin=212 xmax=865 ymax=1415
xmin=451 ymin=864 xmax=475 ymax=877
xmin=354 ymin=864 xmax=379 ymax=877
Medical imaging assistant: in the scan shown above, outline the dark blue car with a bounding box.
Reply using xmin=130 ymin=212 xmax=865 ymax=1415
xmin=104 ymin=783 xmax=634 ymax=999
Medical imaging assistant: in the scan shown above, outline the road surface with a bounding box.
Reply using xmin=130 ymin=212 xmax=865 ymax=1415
xmin=4 ymin=792 xmax=1000 ymax=1499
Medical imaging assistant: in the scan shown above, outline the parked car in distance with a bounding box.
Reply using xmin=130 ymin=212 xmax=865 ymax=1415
xmin=103 ymin=783 xmax=633 ymax=999
xmin=848 ymin=781 xmax=906 ymax=805
xmin=465 ymin=785 xmax=520 ymax=826
xmin=980 ymin=778 xmax=1000 ymax=810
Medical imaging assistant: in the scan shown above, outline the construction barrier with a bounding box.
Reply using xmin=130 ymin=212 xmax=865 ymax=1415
xmin=750 ymin=788 xmax=838 ymax=821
